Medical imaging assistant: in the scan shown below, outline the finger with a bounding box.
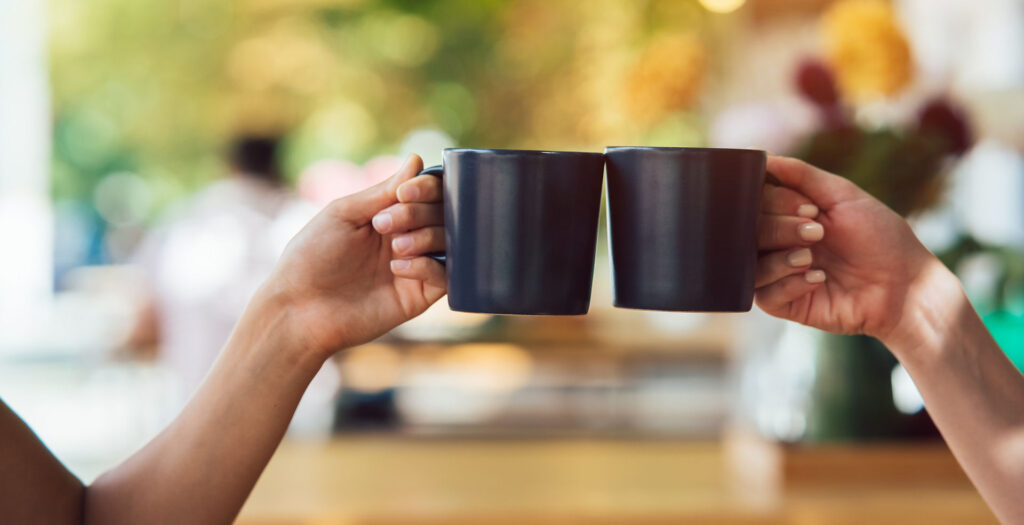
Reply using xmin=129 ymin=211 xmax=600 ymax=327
xmin=758 ymin=215 xmax=824 ymax=250
xmin=761 ymin=184 xmax=818 ymax=218
xmin=390 ymin=257 xmax=447 ymax=290
xmin=391 ymin=226 xmax=445 ymax=257
xmin=329 ymin=154 xmax=424 ymax=223
xmin=755 ymin=248 xmax=813 ymax=288
xmin=755 ymin=270 xmax=826 ymax=313
xmin=371 ymin=203 xmax=443 ymax=234
xmin=397 ymin=174 xmax=442 ymax=204
xmin=766 ymin=155 xmax=860 ymax=210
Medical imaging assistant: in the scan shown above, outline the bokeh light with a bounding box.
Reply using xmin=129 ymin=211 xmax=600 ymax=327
xmin=698 ymin=0 xmax=747 ymax=14
xmin=92 ymin=172 xmax=152 ymax=226
xmin=340 ymin=344 xmax=403 ymax=394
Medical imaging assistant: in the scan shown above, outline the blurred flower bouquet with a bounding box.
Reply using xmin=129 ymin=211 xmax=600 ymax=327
xmin=790 ymin=59 xmax=973 ymax=216
xmin=789 ymin=0 xmax=973 ymax=217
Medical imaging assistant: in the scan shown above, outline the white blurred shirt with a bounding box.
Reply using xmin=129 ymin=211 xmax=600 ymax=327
xmin=136 ymin=176 xmax=336 ymax=435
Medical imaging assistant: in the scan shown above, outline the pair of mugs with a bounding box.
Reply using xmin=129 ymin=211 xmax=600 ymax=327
xmin=418 ymin=146 xmax=765 ymax=315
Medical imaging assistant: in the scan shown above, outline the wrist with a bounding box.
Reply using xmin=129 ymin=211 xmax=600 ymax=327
xmin=880 ymin=257 xmax=969 ymax=366
xmin=229 ymin=281 xmax=328 ymax=377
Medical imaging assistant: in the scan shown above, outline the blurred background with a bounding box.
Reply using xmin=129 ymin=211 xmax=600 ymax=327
xmin=1 ymin=0 xmax=1023 ymax=523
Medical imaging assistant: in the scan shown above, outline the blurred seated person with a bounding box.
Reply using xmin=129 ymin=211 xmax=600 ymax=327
xmin=132 ymin=135 xmax=335 ymax=425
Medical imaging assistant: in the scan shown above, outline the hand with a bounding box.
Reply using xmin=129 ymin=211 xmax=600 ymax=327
xmin=261 ymin=154 xmax=446 ymax=358
xmin=755 ymin=155 xmax=954 ymax=348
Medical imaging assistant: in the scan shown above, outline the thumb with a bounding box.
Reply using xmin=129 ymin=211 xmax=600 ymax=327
xmin=332 ymin=154 xmax=424 ymax=223
xmin=766 ymin=155 xmax=860 ymax=210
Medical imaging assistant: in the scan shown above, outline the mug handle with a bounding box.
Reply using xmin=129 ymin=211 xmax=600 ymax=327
xmin=417 ymin=164 xmax=446 ymax=264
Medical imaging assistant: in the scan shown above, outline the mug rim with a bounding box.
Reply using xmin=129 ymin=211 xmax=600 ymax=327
xmin=604 ymin=146 xmax=765 ymax=155
xmin=445 ymin=147 xmax=604 ymax=157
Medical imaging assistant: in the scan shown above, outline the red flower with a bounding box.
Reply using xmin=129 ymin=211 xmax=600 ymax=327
xmin=917 ymin=98 xmax=973 ymax=156
xmin=796 ymin=59 xmax=840 ymax=108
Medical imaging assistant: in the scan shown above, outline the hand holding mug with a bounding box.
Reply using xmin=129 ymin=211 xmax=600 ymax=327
xmin=381 ymin=149 xmax=605 ymax=315
xmin=263 ymin=153 xmax=446 ymax=358
xmin=755 ymin=155 xmax=955 ymax=349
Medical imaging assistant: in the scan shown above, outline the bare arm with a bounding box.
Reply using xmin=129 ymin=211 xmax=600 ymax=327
xmin=1 ymin=154 xmax=447 ymax=524
xmin=83 ymin=291 xmax=322 ymax=523
xmin=0 ymin=302 xmax=310 ymax=525
xmin=886 ymin=261 xmax=1024 ymax=524
xmin=758 ymin=155 xmax=1024 ymax=523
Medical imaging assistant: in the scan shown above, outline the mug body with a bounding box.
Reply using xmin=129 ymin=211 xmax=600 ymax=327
xmin=442 ymin=148 xmax=605 ymax=315
xmin=604 ymin=147 xmax=765 ymax=312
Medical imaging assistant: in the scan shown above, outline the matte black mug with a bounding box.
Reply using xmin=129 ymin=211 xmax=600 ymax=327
xmin=604 ymin=147 xmax=766 ymax=312
xmin=419 ymin=148 xmax=605 ymax=315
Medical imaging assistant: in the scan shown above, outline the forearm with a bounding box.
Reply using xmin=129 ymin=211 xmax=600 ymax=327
xmin=84 ymin=287 xmax=326 ymax=525
xmin=885 ymin=260 xmax=1024 ymax=524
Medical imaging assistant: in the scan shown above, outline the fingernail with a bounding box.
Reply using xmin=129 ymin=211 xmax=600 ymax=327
xmin=390 ymin=259 xmax=411 ymax=271
xmin=797 ymin=204 xmax=819 ymax=218
xmin=397 ymin=183 xmax=419 ymax=202
xmin=805 ymin=269 xmax=826 ymax=283
xmin=787 ymin=248 xmax=813 ymax=267
xmin=392 ymin=235 xmax=413 ymax=254
xmin=371 ymin=213 xmax=392 ymax=232
xmin=798 ymin=222 xmax=824 ymax=242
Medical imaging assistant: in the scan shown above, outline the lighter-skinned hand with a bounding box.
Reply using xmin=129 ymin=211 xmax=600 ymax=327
xmin=755 ymin=155 xmax=945 ymax=347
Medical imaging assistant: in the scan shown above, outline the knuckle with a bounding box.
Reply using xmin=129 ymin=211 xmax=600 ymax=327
xmin=431 ymin=227 xmax=445 ymax=246
xmin=424 ymin=226 xmax=440 ymax=244
xmin=409 ymin=203 xmax=426 ymax=221
xmin=412 ymin=229 xmax=430 ymax=250
xmin=770 ymin=220 xmax=785 ymax=244
xmin=326 ymin=197 xmax=351 ymax=219
xmin=393 ymin=204 xmax=414 ymax=224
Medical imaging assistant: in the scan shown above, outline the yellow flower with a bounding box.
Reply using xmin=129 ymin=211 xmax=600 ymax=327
xmin=625 ymin=33 xmax=706 ymax=121
xmin=822 ymin=0 xmax=913 ymax=100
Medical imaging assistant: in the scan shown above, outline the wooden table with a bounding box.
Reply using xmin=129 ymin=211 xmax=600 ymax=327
xmin=238 ymin=438 xmax=996 ymax=525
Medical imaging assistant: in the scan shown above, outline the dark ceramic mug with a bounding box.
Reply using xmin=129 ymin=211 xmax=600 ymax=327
xmin=604 ymin=147 xmax=766 ymax=312
xmin=418 ymin=148 xmax=605 ymax=315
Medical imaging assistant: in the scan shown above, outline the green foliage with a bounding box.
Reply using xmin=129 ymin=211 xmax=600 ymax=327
xmin=793 ymin=126 xmax=948 ymax=217
xmin=48 ymin=0 xmax=714 ymax=214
